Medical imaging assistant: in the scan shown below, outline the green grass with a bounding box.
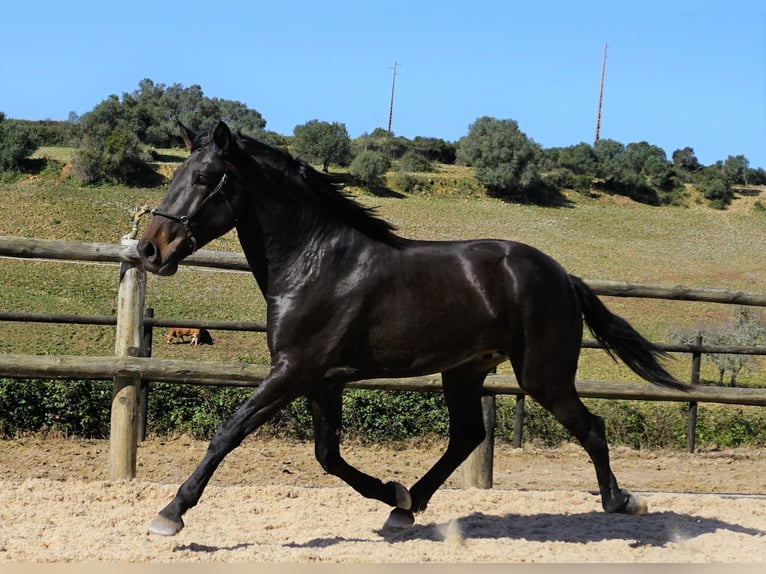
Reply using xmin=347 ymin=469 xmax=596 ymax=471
xmin=2 ymin=158 xmax=765 ymax=388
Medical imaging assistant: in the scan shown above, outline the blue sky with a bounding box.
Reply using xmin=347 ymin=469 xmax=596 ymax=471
xmin=2 ymin=1 xmax=764 ymax=168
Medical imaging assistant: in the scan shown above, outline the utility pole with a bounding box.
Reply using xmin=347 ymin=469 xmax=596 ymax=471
xmin=387 ymin=61 xmax=399 ymax=136
xmin=594 ymin=42 xmax=607 ymax=145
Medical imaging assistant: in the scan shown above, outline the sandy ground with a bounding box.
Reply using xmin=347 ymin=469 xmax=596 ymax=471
xmin=0 ymin=436 xmax=764 ymax=563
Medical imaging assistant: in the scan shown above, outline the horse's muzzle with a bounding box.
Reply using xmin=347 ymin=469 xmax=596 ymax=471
xmin=137 ymin=238 xmax=180 ymax=276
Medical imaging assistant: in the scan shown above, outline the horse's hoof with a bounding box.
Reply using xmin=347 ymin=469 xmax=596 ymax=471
xmin=383 ymin=507 xmax=415 ymax=530
xmin=388 ymin=481 xmax=412 ymax=510
xmin=147 ymin=513 xmax=184 ymax=536
xmin=622 ymin=489 xmax=648 ymax=515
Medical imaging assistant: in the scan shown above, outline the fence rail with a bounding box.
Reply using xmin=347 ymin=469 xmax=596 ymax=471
xmin=1 ymin=354 xmax=765 ymax=406
xmin=2 ymin=234 xmax=765 ymax=486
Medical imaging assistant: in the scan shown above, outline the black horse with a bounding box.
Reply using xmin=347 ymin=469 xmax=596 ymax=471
xmin=138 ymin=121 xmax=687 ymax=536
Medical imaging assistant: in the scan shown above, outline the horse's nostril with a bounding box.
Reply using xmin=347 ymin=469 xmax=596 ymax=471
xmin=139 ymin=240 xmax=157 ymax=261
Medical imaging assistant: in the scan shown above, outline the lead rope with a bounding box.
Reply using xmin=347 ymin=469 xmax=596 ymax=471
xmin=126 ymin=204 xmax=151 ymax=240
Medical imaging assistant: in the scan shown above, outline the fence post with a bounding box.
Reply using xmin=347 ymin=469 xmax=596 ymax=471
xmin=138 ymin=307 xmax=154 ymax=442
xmin=109 ymin=238 xmax=146 ymax=480
xmin=459 ymin=393 xmax=496 ymax=489
xmin=687 ymin=333 xmax=703 ymax=453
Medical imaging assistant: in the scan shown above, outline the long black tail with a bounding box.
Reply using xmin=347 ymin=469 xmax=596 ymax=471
xmin=570 ymin=275 xmax=688 ymax=390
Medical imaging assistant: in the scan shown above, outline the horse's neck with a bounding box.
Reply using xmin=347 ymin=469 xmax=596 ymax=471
xmin=235 ymin=218 xmax=269 ymax=297
xmin=239 ymin=197 xmax=371 ymax=293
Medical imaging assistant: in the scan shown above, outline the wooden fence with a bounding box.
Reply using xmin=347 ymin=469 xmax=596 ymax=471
xmin=2 ymin=235 xmax=766 ymax=487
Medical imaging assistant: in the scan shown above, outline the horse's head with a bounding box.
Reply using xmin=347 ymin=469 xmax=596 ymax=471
xmin=138 ymin=121 xmax=241 ymax=276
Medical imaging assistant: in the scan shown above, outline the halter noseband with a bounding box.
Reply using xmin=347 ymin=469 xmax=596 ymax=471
xmin=150 ymin=172 xmax=233 ymax=252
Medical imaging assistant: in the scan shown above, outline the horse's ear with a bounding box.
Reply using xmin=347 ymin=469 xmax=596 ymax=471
xmin=178 ymin=122 xmax=196 ymax=151
xmin=213 ymin=121 xmax=232 ymax=155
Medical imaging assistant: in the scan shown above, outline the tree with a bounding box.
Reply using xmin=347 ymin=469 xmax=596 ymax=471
xmin=456 ymin=116 xmax=542 ymax=199
xmin=554 ymin=142 xmax=598 ymax=175
xmin=672 ymin=146 xmax=701 ymax=177
xmin=81 ymin=79 xmax=268 ymax=150
xmin=349 ymin=150 xmax=389 ymax=191
xmin=213 ymin=99 xmax=266 ymax=138
xmin=354 ymin=129 xmax=410 ymax=159
xmin=0 ymin=113 xmax=39 ymax=172
xmin=590 ymin=139 xmax=682 ymax=204
xmin=293 ymin=120 xmax=352 ymax=171
xmin=696 ymin=165 xmax=733 ymax=208
xmin=70 ymin=79 xmax=269 ymax=184
xmin=722 ymin=154 xmax=749 ymax=186
xmin=624 ymin=141 xmax=676 ymax=191
xmin=410 ymin=136 xmax=457 ymax=164
xmin=78 ymin=94 xmax=123 ymax=140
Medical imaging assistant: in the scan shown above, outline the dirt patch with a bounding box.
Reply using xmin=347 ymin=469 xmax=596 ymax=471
xmin=1 ymin=436 xmax=764 ymax=562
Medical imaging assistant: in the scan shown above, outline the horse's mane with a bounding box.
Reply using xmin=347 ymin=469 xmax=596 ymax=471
xmin=198 ymin=129 xmax=403 ymax=248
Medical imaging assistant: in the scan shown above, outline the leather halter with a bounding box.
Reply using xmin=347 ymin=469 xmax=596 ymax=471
xmin=150 ymin=172 xmax=232 ymax=252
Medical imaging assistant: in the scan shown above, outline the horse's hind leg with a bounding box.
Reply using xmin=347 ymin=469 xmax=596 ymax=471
xmin=520 ymin=351 xmax=647 ymax=515
xmin=385 ymin=365 xmax=490 ymax=529
xmin=309 ymin=384 xmax=411 ymax=510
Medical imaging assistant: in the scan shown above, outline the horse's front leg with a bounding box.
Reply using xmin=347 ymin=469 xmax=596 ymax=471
xmin=147 ymin=363 xmax=303 ymax=536
xmin=310 ymin=384 xmax=411 ymax=510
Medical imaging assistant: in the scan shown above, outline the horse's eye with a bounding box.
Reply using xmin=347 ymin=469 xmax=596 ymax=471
xmin=195 ymin=174 xmax=208 ymax=185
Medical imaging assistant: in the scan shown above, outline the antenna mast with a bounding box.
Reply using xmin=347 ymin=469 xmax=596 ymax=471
xmin=387 ymin=61 xmax=399 ymax=135
xmin=594 ymin=42 xmax=607 ymax=145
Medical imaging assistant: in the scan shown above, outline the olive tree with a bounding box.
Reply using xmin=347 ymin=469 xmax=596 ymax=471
xmin=456 ymin=116 xmax=543 ymax=199
xmin=293 ymin=120 xmax=352 ymax=172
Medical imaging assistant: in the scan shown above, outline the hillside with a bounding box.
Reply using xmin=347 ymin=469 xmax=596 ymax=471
xmin=2 ymin=151 xmax=765 ymax=386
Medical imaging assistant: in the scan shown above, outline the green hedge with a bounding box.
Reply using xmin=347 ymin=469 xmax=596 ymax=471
xmin=2 ymin=378 xmax=764 ymax=449
xmin=0 ymin=378 xmax=110 ymax=438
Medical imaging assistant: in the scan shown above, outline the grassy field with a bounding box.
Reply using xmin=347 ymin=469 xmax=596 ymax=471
xmin=2 ymin=150 xmax=765 ymax=388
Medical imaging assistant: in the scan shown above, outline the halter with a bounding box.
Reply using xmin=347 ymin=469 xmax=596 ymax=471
xmin=150 ymin=172 xmax=233 ymax=252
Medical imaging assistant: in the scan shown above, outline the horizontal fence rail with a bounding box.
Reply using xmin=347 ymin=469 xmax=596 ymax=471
xmin=3 ymin=310 xmax=764 ymax=357
xmin=0 ymin=311 xmax=267 ymax=332
xmin=1 ymin=354 xmax=765 ymax=406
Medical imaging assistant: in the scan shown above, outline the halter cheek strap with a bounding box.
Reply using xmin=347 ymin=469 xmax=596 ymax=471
xmin=150 ymin=172 xmax=232 ymax=252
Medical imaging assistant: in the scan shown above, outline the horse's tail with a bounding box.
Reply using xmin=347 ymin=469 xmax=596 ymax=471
xmin=570 ymin=275 xmax=687 ymax=390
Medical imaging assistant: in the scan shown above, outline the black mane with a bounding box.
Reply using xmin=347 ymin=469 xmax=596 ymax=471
xmin=202 ymin=129 xmax=403 ymax=248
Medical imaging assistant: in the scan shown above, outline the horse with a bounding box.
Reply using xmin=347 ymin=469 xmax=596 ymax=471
xmin=166 ymin=327 xmax=213 ymax=346
xmin=137 ymin=121 xmax=688 ymax=537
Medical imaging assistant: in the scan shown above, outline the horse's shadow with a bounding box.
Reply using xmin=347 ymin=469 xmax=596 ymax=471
xmin=173 ymin=541 xmax=253 ymax=554
xmin=289 ymin=510 xmax=765 ymax=550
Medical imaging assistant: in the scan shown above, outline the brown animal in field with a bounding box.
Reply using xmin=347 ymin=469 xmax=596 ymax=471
xmin=166 ymin=327 xmax=213 ymax=346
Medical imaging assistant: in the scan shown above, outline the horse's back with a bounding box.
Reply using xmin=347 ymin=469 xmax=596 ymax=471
xmin=347 ymin=238 xmax=579 ymax=376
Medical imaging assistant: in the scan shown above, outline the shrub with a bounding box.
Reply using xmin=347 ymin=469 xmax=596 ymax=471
xmin=71 ymin=127 xmax=159 ymax=185
xmin=0 ymin=113 xmax=39 ymax=172
xmin=394 ymin=171 xmax=433 ymax=195
xmin=348 ymin=151 xmax=390 ymax=191
xmin=2 ymin=379 xmax=764 ymax=448
xmin=341 ymin=390 xmax=449 ymax=443
xmin=0 ymin=378 xmax=110 ymax=438
xmin=398 ymin=151 xmax=433 ymax=173
xmin=496 ymin=397 xmax=570 ymax=447
xmin=456 ymin=116 xmax=544 ymax=200
xmin=145 ymin=383 xmax=252 ymax=438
